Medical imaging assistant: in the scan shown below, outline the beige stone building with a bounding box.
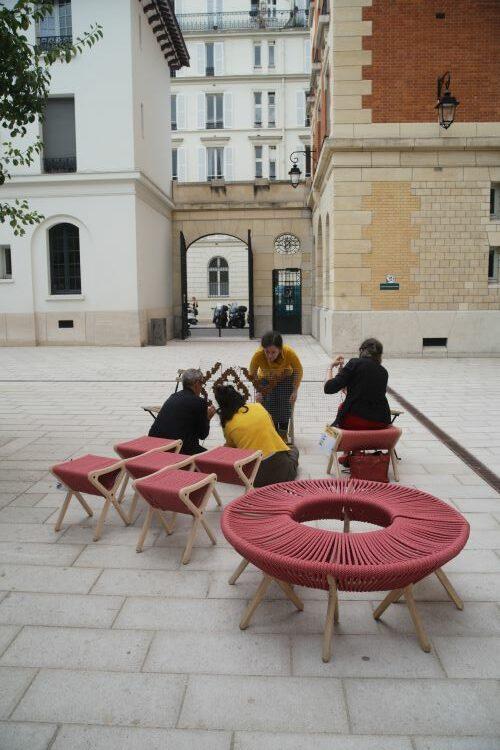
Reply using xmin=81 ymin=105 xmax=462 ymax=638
xmin=308 ymin=0 xmax=500 ymax=356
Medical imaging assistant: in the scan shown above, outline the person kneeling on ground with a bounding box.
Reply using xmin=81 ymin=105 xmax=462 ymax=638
xmin=149 ymin=368 xmax=216 ymax=454
xmin=213 ymin=384 xmax=299 ymax=488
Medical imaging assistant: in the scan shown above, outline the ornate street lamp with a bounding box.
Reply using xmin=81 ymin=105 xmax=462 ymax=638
xmin=436 ymin=72 xmax=459 ymax=129
xmin=288 ymin=150 xmax=314 ymax=188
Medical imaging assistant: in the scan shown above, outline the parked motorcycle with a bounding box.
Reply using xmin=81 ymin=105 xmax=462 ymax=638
xmin=213 ymin=304 xmax=228 ymax=328
xmin=228 ymin=303 xmax=247 ymax=329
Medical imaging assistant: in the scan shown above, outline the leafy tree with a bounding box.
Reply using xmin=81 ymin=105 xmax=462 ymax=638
xmin=0 ymin=0 xmax=102 ymax=235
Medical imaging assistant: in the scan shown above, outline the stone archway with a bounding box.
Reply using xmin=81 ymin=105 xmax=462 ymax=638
xmin=172 ymin=181 xmax=313 ymax=338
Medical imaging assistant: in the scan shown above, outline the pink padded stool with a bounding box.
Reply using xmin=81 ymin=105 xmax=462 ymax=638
xmin=134 ymin=467 xmax=217 ymax=564
xmin=51 ymin=454 xmax=128 ymax=541
xmin=326 ymin=425 xmax=402 ymax=480
xmin=114 ymin=435 xmax=182 ymax=503
xmin=124 ymin=450 xmax=195 ymax=523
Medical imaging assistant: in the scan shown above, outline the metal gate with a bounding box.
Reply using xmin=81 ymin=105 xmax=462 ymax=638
xmin=180 ymin=231 xmax=188 ymax=340
xmin=272 ymin=268 xmax=302 ymax=334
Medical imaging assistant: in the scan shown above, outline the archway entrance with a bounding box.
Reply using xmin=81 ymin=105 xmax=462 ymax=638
xmin=180 ymin=230 xmax=254 ymax=339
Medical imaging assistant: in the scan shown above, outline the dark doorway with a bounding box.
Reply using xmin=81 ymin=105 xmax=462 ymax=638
xmin=272 ymin=268 xmax=302 ymax=334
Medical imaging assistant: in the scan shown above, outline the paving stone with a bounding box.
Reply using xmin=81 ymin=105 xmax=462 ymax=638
xmin=0 ymin=625 xmax=20 ymax=657
xmin=0 ymin=542 xmax=84 ymax=567
xmin=0 ymin=722 xmax=56 ymax=750
xmin=466 ymin=529 xmax=500 ymax=549
xmin=292 ymin=634 xmax=445 ymax=677
xmin=0 ymin=495 xmax=18 ymax=510
xmin=462 ymin=513 xmax=499 ymax=529
xmin=0 ymin=592 xmax=124 ymax=628
xmin=411 ymin=573 xmax=500 ymax=602
xmin=1 ymin=626 xmax=153 ymax=672
xmin=433 ymin=636 xmax=500 ymax=678
xmin=0 ymin=564 xmax=100 ymax=594
xmin=57 ymin=524 xmax=158 ymax=546
xmin=13 ymin=669 xmax=186 ymax=727
xmin=453 ymin=500 xmax=500 ymax=513
xmin=0 ymin=667 xmax=36 ymax=718
xmin=144 ymin=631 xmax=290 ymax=676
xmin=114 ymin=597 xmax=244 ymax=632
xmin=372 ymin=601 xmax=500 ymax=636
xmin=0 ymin=524 xmax=63 ymax=543
xmin=345 ymin=678 xmax=500 ymax=735
xmin=179 ymin=674 xmax=348 ymax=733
xmin=51 ymin=725 xmax=231 ymax=750
xmin=249 ymin=600 xmax=380 ymax=635
xmin=91 ymin=569 xmax=209 ymax=598
xmin=73 ymin=545 xmax=182 ymax=571
xmin=442 ymin=550 xmax=500 ymax=573
xmin=413 ymin=738 xmax=500 ymax=750
xmin=234 ymin=733 xmax=413 ymax=750
xmin=7 ymin=494 xmax=47 ymax=508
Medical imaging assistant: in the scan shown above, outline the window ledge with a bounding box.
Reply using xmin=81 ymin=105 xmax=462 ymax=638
xmin=0 ymin=279 xmax=14 ymax=284
xmin=488 ymin=282 xmax=500 ymax=288
xmin=46 ymin=294 xmax=85 ymax=301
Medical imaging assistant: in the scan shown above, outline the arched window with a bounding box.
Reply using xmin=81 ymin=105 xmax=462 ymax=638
xmin=208 ymin=256 xmax=229 ymax=297
xmin=49 ymin=222 xmax=81 ymax=295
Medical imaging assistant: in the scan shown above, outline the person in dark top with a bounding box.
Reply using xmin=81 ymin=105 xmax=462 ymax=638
xmin=324 ymin=338 xmax=391 ymax=430
xmin=149 ymin=368 xmax=216 ymax=454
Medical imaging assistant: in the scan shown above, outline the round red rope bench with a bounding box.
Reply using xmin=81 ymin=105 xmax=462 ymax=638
xmin=221 ymin=478 xmax=469 ymax=661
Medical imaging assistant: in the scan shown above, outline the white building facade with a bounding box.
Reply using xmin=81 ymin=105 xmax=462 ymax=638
xmin=170 ymin=0 xmax=311 ymax=184
xmin=0 ymin=0 xmax=188 ymax=346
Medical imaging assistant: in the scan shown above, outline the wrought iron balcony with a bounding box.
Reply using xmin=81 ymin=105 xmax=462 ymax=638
xmin=36 ymin=35 xmax=73 ymax=51
xmin=43 ymin=156 xmax=77 ymax=174
xmin=176 ymin=9 xmax=308 ymax=33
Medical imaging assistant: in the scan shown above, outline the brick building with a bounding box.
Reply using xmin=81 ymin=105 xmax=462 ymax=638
xmin=308 ymin=0 xmax=500 ymax=356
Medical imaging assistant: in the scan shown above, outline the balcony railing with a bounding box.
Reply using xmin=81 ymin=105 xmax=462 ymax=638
xmin=36 ymin=35 xmax=73 ymax=51
xmin=43 ymin=156 xmax=77 ymax=174
xmin=176 ymin=9 xmax=308 ymax=33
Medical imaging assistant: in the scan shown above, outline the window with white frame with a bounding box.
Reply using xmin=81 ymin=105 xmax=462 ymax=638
xmin=491 ymin=184 xmax=500 ymax=219
xmin=254 ymin=92 xmax=262 ymax=127
xmin=48 ymin=223 xmax=81 ymax=295
xmin=37 ymin=0 xmax=72 ymax=47
xmin=265 ymin=0 xmax=277 ymax=18
xmin=254 ymin=146 xmax=263 ymax=178
xmin=267 ymin=91 xmax=276 ymax=127
xmin=296 ymin=90 xmax=308 ymax=127
xmin=208 ymin=256 xmax=229 ymax=297
xmin=207 ymin=147 xmax=224 ymax=180
xmin=269 ymin=145 xmax=277 ymax=180
xmin=268 ymin=41 xmax=275 ymax=69
xmin=304 ymin=39 xmax=311 ymax=74
xmin=206 ymin=93 xmax=223 ymax=129
xmin=172 ymin=149 xmax=178 ymax=180
xmin=305 ymin=145 xmax=311 ymax=177
xmin=489 ymin=247 xmax=500 ymax=283
xmin=171 ymin=94 xmax=177 ymax=130
xmin=253 ymin=42 xmax=262 ymax=69
xmin=0 ymin=245 xmax=12 ymax=280
xmin=205 ymin=42 xmax=215 ymax=76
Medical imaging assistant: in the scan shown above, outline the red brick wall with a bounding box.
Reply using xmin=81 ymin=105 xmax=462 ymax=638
xmin=362 ymin=0 xmax=500 ymax=123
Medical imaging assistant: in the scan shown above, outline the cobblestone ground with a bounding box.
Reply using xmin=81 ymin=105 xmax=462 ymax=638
xmin=0 ymin=336 xmax=499 ymax=749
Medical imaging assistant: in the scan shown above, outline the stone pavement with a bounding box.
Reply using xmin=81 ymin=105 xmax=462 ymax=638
xmin=0 ymin=336 xmax=499 ymax=749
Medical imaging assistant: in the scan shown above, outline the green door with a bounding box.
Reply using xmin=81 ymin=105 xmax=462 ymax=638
xmin=272 ymin=268 xmax=302 ymax=334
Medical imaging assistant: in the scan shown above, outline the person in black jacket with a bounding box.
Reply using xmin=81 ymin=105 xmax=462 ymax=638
xmin=324 ymin=338 xmax=391 ymax=430
xmin=149 ymin=368 xmax=216 ymax=454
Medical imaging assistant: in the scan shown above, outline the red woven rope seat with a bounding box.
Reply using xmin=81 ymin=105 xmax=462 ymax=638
xmin=194 ymin=446 xmax=261 ymax=486
xmin=125 ymin=451 xmax=193 ymax=480
xmin=222 ymin=478 xmax=469 ymax=660
xmin=326 ymin=425 xmax=402 ymax=480
xmin=52 ymin=454 xmax=121 ymax=495
xmin=114 ymin=435 xmax=180 ymax=459
xmin=135 ymin=468 xmax=214 ymax=515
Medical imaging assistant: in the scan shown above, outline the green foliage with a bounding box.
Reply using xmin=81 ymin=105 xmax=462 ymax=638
xmin=0 ymin=0 xmax=102 ymax=235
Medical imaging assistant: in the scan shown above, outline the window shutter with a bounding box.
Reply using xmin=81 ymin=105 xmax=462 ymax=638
xmin=177 ymin=94 xmax=186 ymax=129
xmin=177 ymin=147 xmax=187 ymax=181
xmin=196 ymin=43 xmax=205 ymax=75
xmin=197 ymin=93 xmax=206 ymax=129
xmin=224 ymin=147 xmax=233 ymax=181
xmin=197 ymin=146 xmax=207 ymax=180
xmin=296 ymin=90 xmax=305 ymax=127
xmin=214 ymin=42 xmax=224 ymax=75
xmin=223 ymin=92 xmax=233 ymax=128
xmin=304 ymin=39 xmax=311 ymax=74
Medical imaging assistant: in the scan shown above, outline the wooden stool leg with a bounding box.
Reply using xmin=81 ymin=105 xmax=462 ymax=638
xmin=275 ymin=580 xmax=304 ymax=611
xmin=323 ymin=575 xmax=338 ymax=663
xmin=326 ymin=450 xmax=334 ymax=475
xmin=156 ymin=509 xmax=174 ymax=536
xmin=213 ymin=487 xmax=223 ymax=509
xmin=111 ymin=496 xmax=130 ymax=527
xmin=128 ymin=491 xmax=138 ymax=525
xmin=403 ymin=585 xmax=431 ymax=653
xmin=200 ymin=515 xmax=217 ymax=545
xmin=182 ymin=517 xmax=200 ymax=565
xmin=373 ymin=588 xmax=404 ymax=620
xmin=390 ymin=449 xmax=400 ymax=482
xmin=117 ymin=473 xmax=129 ymax=504
xmin=54 ymin=491 xmax=73 ymax=532
xmin=228 ymin=557 xmax=249 ymax=585
xmin=240 ymin=574 xmax=272 ymax=630
xmin=434 ymin=567 xmax=463 ymax=610
xmin=93 ymin=498 xmax=111 ymax=542
xmin=136 ymin=506 xmax=153 ymax=552
xmin=74 ymin=491 xmax=93 ymax=518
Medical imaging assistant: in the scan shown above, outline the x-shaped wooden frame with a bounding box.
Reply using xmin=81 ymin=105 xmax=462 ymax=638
xmin=114 ymin=438 xmax=182 ymax=505
xmin=325 ymin=424 xmax=401 ymax=482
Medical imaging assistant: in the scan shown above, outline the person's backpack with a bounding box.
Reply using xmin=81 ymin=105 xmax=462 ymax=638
xmin=349 ymin=451 xmax=390 ymax=483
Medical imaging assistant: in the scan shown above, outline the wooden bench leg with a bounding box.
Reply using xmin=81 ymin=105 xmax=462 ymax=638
xmin=228 ymin=557 xmax=249 ymax=585
xmin=213 ymin=487 xmax=223 ymax=509
xmin=155 ymin=509 xmax=174 ymax=537
xmin=435 ymin=567 xmax=463 ymax=610
xmin=275 ymin=580 xmax=304 ymax=611
xmin=74 ymin=492 xmax=93 ymax=518
xmin=54 ymin=490 xmax=73 ymax=532
xmin=240 ymin=574 xmax=272 ymax=630
xmin=117 ymin=473 xmax=129 ymax=504
xmin=93 ymin=498 xmax=112 ymax=542
xmin=373 ymin=588 xmax=404 ymax=620
xmin=343 ymin=509 xmax=350 ymax=533
xmin=403 ymin=585 xmax=431 ymax=653
xmin=323 ymin=575 xmax=338 ymax=663
xmin=128 ymin=491 xmax=138 ymax=525
xmin=390 ymin=449 xmax=400 ymax=482
xmin=136 ymin=506 xmax=153 ymax=552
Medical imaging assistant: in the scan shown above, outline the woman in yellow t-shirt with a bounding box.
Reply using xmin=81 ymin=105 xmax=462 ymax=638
xmin=248 ymin=331 xmax=303 ymax=438
xmin=214 ymin=384 xmax=299 ymax=488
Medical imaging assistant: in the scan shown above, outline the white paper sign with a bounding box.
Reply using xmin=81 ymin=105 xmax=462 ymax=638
xmin=319 ymin=432 xmax=336 ymax=455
